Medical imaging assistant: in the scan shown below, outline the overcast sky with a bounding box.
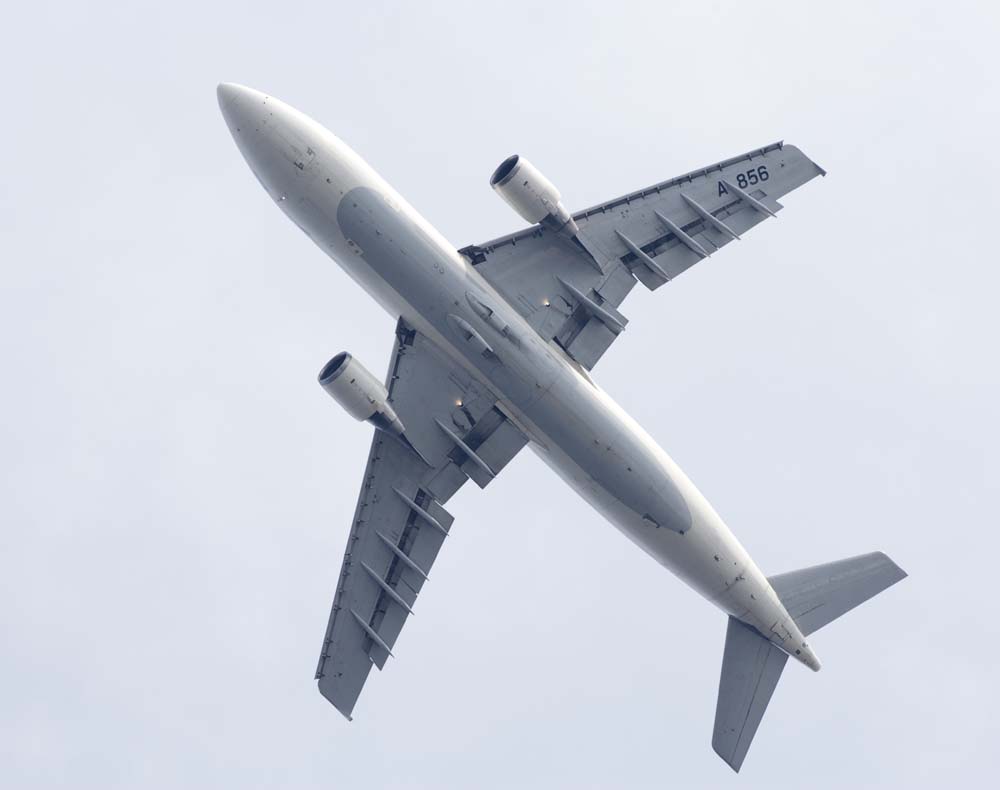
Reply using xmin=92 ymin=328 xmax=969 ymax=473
xmin=2 ymin=1 xmax=998 ymax=787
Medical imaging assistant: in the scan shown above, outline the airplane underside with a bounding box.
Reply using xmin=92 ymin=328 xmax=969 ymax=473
xmin=218 ymin=82 xmax=906 ymax=772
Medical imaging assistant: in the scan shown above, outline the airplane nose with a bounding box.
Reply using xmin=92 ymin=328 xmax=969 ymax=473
xmin=217 ymin=82 xmax=281 ymax=196
xmin=217 ymin=82 xmax=333 ymax=205
xmin=217 ymin=82 xmax=256 ymax=133
xmin=216 ymin=82 xmax=237 ymax=106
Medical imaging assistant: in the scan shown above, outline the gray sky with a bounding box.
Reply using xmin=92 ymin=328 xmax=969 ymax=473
xmin=2 ymin=1 xmax=998 ymax=787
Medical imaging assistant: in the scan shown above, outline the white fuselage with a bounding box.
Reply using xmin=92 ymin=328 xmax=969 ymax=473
xmin=218 ymin=84 xmax=819 ymax=671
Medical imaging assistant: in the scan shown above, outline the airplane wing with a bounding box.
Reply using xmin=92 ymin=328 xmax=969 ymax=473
xmin=460 ymin=142 xmax=825 ymax=369
xmin=315 ymin=320 xmax=528 ymax=719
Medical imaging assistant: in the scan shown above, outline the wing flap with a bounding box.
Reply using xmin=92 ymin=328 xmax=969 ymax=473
xmin=367 ymin=493 xmax=452 ymax=669
xmin=562 ymin=316 xmax=618 ymax=370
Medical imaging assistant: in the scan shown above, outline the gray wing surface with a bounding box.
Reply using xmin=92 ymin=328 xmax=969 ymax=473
xmin=316 ymin=320 xmax=527 ymax=719
xmin=460 ymin=142 xmax=825 ymax=369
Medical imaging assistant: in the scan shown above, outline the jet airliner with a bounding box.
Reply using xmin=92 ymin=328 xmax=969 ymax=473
xmin=218 ymin=83 xmax=905 ymax=771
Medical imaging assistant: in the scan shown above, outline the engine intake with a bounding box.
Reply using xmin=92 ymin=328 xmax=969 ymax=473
xmin=490 ymin=155 xmax=578 ymax=236
xmin=318 ymin=352 xmax=405 ymax=436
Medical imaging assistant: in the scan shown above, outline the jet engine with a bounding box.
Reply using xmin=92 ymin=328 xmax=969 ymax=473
xmin=318 ymin=352 xmax=405 ymax=436
xmin=490 ymin=155 xmax=579 ymax=236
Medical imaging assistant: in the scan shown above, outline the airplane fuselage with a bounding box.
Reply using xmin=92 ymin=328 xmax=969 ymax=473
xmin=218 ymin=84 xmax=819 ymax=671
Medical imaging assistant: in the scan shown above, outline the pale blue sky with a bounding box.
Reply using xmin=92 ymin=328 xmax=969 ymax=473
xmin=2 ymin=1 xmax=998 ymax=787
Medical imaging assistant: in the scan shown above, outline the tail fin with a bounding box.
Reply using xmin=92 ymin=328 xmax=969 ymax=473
xmin=712 ymin=552 xmax=907 ymax=772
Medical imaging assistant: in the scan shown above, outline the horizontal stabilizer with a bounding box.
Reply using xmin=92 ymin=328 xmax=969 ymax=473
xmin=713 ymin=617 xmax=788 ymax=772
xmin=712 ymin=551 xmax=907 ymax=772
xmin=768 ymin=551 xmax=907 ymax=636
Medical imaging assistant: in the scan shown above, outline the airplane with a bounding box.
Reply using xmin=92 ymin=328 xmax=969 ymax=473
xmin=217 ymin=82 xmax=906 ymax=772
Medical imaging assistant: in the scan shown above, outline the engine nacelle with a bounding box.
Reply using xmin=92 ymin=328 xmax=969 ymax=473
xmin=318 ymin=352 xmax=405 ymax=436
xmin=490 ymin=155 xmax=579 ymax=236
